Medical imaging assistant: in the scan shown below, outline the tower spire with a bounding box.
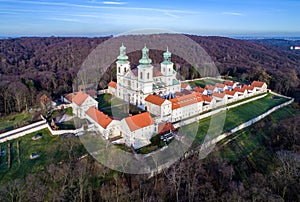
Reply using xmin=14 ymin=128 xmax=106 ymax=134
xmin=117 ymin=43 xmax=128 ymax=61
xmin=163 ymin=46 xmax=171 ymax=64
xmin=139 ymin=44 xmax=152 ymax=65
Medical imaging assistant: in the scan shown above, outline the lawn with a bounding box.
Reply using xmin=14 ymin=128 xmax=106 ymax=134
xmin=188 ymin=78 xmax=223 ymax=87
xmin=179 ymin=93 xmax=291 ymax=148
xmin=0 ymin=112 xmax=33 ymax=133
xmin=216 ymin=104 xmax=300 ymax=178
xmin=97 ymin=93 xmax=124 ymax=109
xmin=0 ymin=129 xmax=87 ymax=184
xmin=97 ymin=93 xmax=146 ymax=119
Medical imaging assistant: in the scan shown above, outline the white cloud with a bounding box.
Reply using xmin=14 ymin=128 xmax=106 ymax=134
xmin=46 ymin=17 xmax=86 ymax=23
xmin=164 ymin=12 xmax=180 ymax=18
xmin=0 ymin=0 xmax=195 ymax=14
xmin=222 ymin=12 xmax=244 ymax=16
xmin=101 ymin=1 xmax=127 ymax=5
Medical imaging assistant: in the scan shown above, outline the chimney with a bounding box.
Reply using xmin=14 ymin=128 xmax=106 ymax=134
xmin=129 ymin=114 xmax=132 ymax=117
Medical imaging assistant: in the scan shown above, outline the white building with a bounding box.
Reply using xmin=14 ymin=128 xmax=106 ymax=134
xmin=251 ymin=81 xmax=268 ymax=92
xmin=144 ymin=94 xmax=172 ymax=120
xmin=72 ymin=91 xmax=98 ymax=119
xmin=115 ymin=44 xmax=180 ymax=109
xmin=169 ymin=93 xmax=203 ymax=122
xmin=85 ymin=107 xmax=121 ymax=140
xmin=120 ymin=112 xmax=155 ymax=149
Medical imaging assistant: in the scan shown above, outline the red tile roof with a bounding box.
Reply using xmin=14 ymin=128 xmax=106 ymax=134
xmin=234 ymin=86 xmax=247 ymax=93
xmin=194 ymin=87 xmax=205 ymax=93
xmin=145 ymin=94 xmax=166 ymax=106
xmin=86 ymin=107 xmax=112 ymax=129
xmin=213 ymin=92 xmax=226 ymax=98
xmin=224 ymin=81 xmax=235 ymax=86
xmin=125 ymin=112 xmax=154 ymax=132
xmin=202 ymin=95 xmax=212 ymax=102
xmin=108 ymin=81 xmax=117 ymax=89
xmin=215 ymin=83 xmax=225 ymax=88
xmin=244 ymin=85 xmax=254 ymax=90
xmin=251 ymin=81 xmax=265 ymax=88
xmin=170 ymin=93 xmax=202 ymax=110
xmin=205 ymin=85 xmax=216 ymax=91
xmin=158 ymin=122 xmax=175 ymax=134
xmin=224 ymin=90 xmax=237 ymax=96
xmin=72 ymin=91 xmax=89 ymax=106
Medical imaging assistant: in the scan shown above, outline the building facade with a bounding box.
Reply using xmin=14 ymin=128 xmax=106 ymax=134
xmin=115 ymin=44 xmax=180 ymax=109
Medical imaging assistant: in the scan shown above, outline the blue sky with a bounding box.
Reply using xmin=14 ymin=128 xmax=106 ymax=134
xmin=0 ymin=0 xmax=299 ymax=37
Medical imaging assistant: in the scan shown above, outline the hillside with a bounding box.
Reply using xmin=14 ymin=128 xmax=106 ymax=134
xmin=249 ymin=38 xmax=300 ymax=51
xmin=0 ymin=35 xmax=299 ymax=115
xmin=0 ymin=35 xmax=299 ymax=202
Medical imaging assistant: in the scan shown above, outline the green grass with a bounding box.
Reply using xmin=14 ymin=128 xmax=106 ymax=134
xmin=0 ymin=113 xmax=33 ymax=133
xmin=179 ymin=93 xmax=290 ymax=149
xmin=65 ymin=107 xmax=73 ymax=116
xmin=216 ymin=104 xmax=300 ymax=178
xmin=97 ymin=93 xmax=144 ymax=118
xmin=97 ymin=93 xmax=124 ymax=109
xmin=0 ymin=129 xmax=87 ymax=184
xmin=188 ymin=78 xmax=223 ymax=87
xmin=97 ymin=93 xmax=145 ymax=118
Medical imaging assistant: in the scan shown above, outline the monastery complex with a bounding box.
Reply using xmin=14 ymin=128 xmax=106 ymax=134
xmin=66 ymin=44 xmax=268 ymax=149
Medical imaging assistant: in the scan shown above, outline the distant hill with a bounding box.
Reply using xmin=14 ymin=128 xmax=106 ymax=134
xmin=188 ymin=35 xmax=300 ymax=72
xmin=0 ymin=35 xmax=299 ymax=114
xmin=249 ymin=38 xmax=300 ymax=51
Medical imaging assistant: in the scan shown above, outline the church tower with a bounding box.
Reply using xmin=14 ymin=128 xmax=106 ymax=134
xmin=116 ymin=43 xmax=130 ymax=77
xmin=116 ymin=43 xmax=130 ymax=99
xmin=161 ymin=48 xmax=175 ymax=86
xmin=138 ymin=45 xmax=153 ymax=94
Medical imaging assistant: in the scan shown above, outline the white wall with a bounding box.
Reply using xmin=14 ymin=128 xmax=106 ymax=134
xmin=0 ymin=116 xmax=85 ymax=143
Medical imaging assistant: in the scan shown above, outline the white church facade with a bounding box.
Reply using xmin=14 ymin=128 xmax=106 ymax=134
xmin=114 ymin=44 xmax=180 ymax=109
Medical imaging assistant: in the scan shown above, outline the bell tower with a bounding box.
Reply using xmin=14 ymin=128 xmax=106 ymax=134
xmin=138 ymin=45 xmax=153 ymax=94
xmin=116 ymin=43 xmax=130 ymax=76
xmin=161 ymin=47 xmax=175 ymax=86
xmin=116 ymin=43 xmax=130 ymax=99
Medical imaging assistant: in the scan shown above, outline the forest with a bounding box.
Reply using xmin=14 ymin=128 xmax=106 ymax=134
xmin=0 ymin=104 xmax=299 ymax=201
xmin=0 ymin=35 xmax=299 ymax=115
xmin=0 ymin=35 xmax=299 ymax=201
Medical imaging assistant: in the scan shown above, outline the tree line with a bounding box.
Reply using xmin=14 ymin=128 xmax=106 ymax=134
xmin=0 ymin=104 xmax=299 ymax=201
xmin=0 ymin=35 xmax=299 ymax=116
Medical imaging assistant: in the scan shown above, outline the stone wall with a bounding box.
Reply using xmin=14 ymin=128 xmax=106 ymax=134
xmin=199 ymin=98 xmax=294 ymax=153
xmin=0 ymin=116 xmax=85 ymax=143
xmin=173 ymin=93 xmax=268 ymax=128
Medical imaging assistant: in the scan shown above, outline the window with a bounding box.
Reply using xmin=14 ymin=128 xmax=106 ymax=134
xmin=140 ymin=72 xmax=143 ymax=79
xmin=147 ymin=72 xmax=150 ymax=79
xmin=118 ymin=66 xmax=120 ymax=73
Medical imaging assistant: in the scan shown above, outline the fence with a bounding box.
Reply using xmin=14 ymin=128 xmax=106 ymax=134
xmin=198 ymin=98 xmax=294 ymax=153
xmin=150 ymin=96 xmax=294 ymax=177
xmin=0 ymin=115 xmax=85 ymax=143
